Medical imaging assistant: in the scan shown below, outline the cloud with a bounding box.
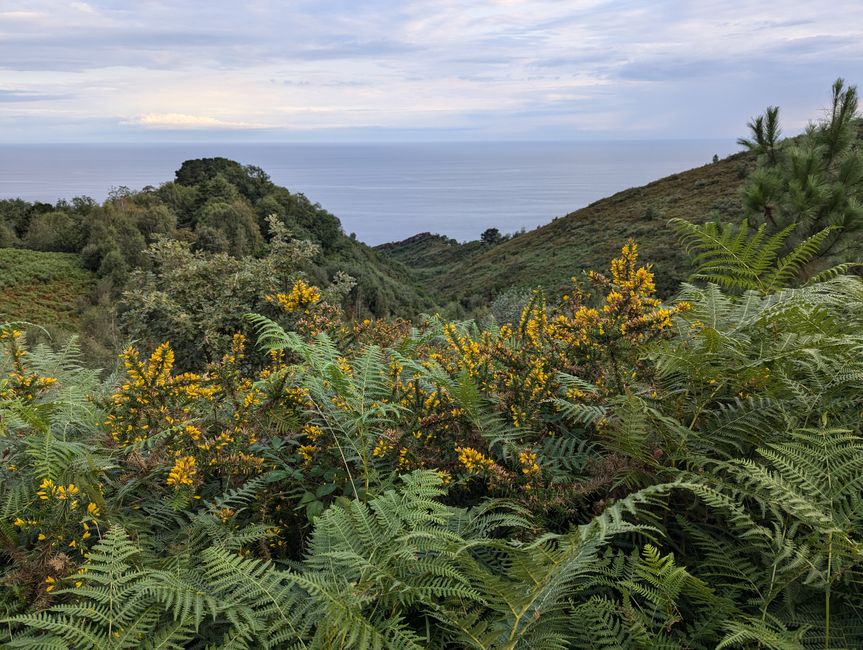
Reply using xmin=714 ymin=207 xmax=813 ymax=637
xmin=0 ymin=89 xmax=70 ymax=102
xmin=128 ymin=113 xmax=269 ymax=130
xmin=2 ymin=0 xmax=863 ymax=141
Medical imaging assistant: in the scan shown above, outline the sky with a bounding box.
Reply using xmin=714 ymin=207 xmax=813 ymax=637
xmin=1 ymin=0 xmax=862 ymax=143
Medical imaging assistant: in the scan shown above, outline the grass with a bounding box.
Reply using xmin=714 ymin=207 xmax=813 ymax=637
xmin=0 ymin=248 xmax=95 ymax=331
xmin=377 ymin=150 xmax=755 ymax=308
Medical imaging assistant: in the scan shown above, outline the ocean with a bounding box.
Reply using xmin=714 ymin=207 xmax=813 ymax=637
xmin=0 ymin=141 xmax=737 ymax=245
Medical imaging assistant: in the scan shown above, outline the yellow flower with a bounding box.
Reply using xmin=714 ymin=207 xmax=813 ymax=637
xmin=298 ymin=444 xmax=317 ymax=464
xmin=518 ymin=449 xmax=541 ymax=476
xmin=184 ymin=424 xmax=202 ymax=441
xmin=303 ymin=423 xmax=324 ymax=441
xmin=397 ymin=447 xmax=411 ymax=470
xmin=166 ymin=455 xmax=197 ymax=487
xmin=37 ymin=478 xmax=56 ymax=500
xmin=456 ymin=446 xmax=495 ymax=474
xmin=55 ymin=483 xmax=79 ymax=500
xmin=372 ymin=438 xmax=395 ymax=458
xmin=215 ymin=507 xmax=235 ymax=524
xmin=267 ymin=280 xmax=321 ymax=312
xmin=87 ymin=502 xmax=101 ymax=517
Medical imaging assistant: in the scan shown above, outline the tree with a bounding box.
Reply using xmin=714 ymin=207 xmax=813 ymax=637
xmin=480 ymin=227 xmax=503 ymax=245
xmin=195 ymin=199 xmax=264 ymax=257
xmin=739 ymin=78 xmax=863 ymax=272
xmin=120 ymin=219 xmax=321 ymax=368
xmin=737 ymin=105 xmax=781 ymax=165
xmin=23 ymin=210 xmax=83 ymax=252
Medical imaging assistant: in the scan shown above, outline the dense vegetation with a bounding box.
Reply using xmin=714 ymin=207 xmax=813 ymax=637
xmin=0 ymin=158 xmax=434 ymax=363
xmin=1 ymin=80 xmax=862 ymax=648
xmin=376 ymin=150 xmax=753 ymax=310
xmin=0 ymin=249 xmax=94 ymax=332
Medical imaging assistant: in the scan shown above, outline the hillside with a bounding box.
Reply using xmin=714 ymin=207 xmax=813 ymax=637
xmin=0 ymin=248 xmax=94 ymax=330
xmin=378 ymin=150 xmax=755 ymax=308
xmin=0 ymin=159 xmax=436 ymax=325
xmin=374 ymin=233 xmax=487 ymax=286
xmin=168 ymin=158 xmax=437 ymax=318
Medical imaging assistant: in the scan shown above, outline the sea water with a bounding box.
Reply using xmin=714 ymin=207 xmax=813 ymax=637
xmin=0 ymin=140 xmax=736 ymax=245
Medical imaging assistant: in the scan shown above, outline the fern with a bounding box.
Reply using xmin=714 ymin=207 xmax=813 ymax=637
xmin=569 ymin=544 xmax=728 ymax=649
xmin=247 ymin=314 xmax=402 ymax=499
xmin=670 ymin=218 xmax=838 ymax=293
xmin=3 ymin=526 xmax=212 ymax=649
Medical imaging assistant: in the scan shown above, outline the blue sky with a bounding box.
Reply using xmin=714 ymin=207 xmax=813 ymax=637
xmin=1 ymin=0 xmax=862 ymax=142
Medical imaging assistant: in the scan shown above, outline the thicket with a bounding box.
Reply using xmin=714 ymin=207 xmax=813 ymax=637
xmin=0 ymin=158 xmax=433 ymax=336
xmin=3 ymin=220 xmax=863 ymax=647
xmin=1 ymin=80 xmax=862 ymax=648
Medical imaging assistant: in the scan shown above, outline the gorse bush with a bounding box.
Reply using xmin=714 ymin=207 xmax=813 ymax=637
xmin=3 ymin=219 xmax=863 ymax=647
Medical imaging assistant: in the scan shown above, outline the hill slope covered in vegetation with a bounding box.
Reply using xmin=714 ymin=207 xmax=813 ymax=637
xmin=378 ymin=150 xmax=754 ymax=309
xmin=0 ymin=159 xmax=436 ymax=363
xmin=0 ymin=248 xmax=94 ymax=331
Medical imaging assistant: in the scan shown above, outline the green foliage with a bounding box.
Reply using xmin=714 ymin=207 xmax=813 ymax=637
xmin=119 ymin=228 xmax=318 ymax=368
xmin=0 ymin=158 xmax=435 ymax=358
xmin=0 ymin=249 xmax=95 ymax=332
xmin=195 ymin=199 xmax=263 ymax=256
xmin=670 ymin=218 xmax=842 ymax=292
xmin=377 ymin=152 xmax=752 ymax=306
xmin=22 ymin=211 xmax=84 ymax=253
xmin=5 ymin=249 xmax=863 ymax=646
xmin=738 ymin=105 xmax=782 ymax=164
xmin=740 ymin=79 xmax=863 ymax=268
xmin=4 ymin=526 xmax=213 ymax=649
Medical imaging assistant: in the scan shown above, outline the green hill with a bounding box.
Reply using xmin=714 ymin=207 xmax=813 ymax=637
xmin=0 ymin=159 xmax=436 ymax=323
xmin=0 ymin=248 xmax=94 ymax=330
xmin=377 ymin=150 xmax=755 ymax=308
xmin=167 ymin=157 xmax=437 ymax=318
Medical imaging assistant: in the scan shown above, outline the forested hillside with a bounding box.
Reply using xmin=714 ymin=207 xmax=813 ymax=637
xmin=1 ymin=80 xmax=863 ymax=649
xmin=0 ymin=158 xmax=433 ymax=350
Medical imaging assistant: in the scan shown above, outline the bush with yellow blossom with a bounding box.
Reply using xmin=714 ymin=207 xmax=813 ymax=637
xmin=106 ymin=334 xmax=267 ymax=494
xmin=0 ymin=242 xmax=697 ymax=609
xmin=0 ymin=328 xmax=109 ymax=604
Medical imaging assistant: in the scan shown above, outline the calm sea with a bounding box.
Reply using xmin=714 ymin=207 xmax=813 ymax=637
xmin=0 ymin=141 xmax=736 ymax=245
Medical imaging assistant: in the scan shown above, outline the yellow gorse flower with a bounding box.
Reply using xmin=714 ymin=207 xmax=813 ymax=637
xmin=372 ymin=438 xmax=395 ymax=458
xmin=267 ymin=279 xmax=321 ymax=312
xmin=55 ymin=483 xmax=79 ymax=500
xmin=298 ymin=444 xmax=317 ymax=464
xmin=166 ymin=455 xmax=197 ymax=487
xmin=456 ymin=446 xmax=495 ymax=474
xmin=518 ymin=449 xmax=541 ymax=476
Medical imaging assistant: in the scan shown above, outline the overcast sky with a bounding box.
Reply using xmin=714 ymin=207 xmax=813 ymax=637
xmin=1 ymin=0 xmax=862 ymax=142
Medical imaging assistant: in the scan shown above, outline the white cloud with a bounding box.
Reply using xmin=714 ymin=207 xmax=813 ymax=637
xmin=129 ymin=113 xmax=268 ymax=130
xmin=0 ymin=10 xmax=43 ymax=17
xmin=2 ymin=0 xmax=863 ymax=141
